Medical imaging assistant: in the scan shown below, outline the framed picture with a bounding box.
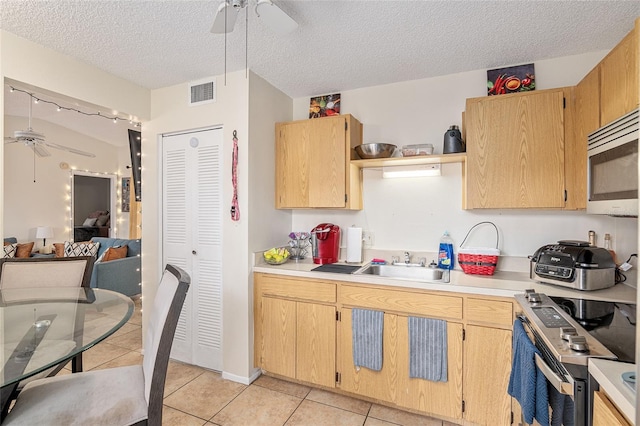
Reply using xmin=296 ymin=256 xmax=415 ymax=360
xmin=121 ymin=177 xmax=130 ymax=212
xmin=487 ymin=64 xmax=535 ymax=96
xmin=309 ymin=93 xmax=341 ymax=118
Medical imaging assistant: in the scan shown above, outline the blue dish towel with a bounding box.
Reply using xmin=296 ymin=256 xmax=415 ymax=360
xmin=352 ymin=308 xmax=383 ymax=371
xmin=549 ymin=383 xmax=574 ymax=426
xmin=408 ymin=316 xmax=448 ymax=382
xmin=508 ymin=319 xmax=550 ymax=426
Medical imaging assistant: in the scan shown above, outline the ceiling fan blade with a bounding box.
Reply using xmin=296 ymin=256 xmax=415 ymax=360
xmin=4 ymin=137 xmax=20 ymax=144
xmin=32 ymin=143 xmax=51 ymax=157
xmin=255 ymin=0 xmax=298 ymax=35
xmin=211 ymin=1 xmax=240 ymax=34
xmin=43 ymin=142 xmax=96 ymax=158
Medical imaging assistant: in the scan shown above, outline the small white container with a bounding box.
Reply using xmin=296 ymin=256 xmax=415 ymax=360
xmin=401 ymin=143 xmax=434 ymax=157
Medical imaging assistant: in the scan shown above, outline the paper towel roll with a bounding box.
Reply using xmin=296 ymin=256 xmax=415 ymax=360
xmin=346 ymin=227 xmax=363 ymax=263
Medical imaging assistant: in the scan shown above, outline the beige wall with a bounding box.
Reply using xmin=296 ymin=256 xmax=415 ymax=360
xmin=4 ymin=115 xmax=123 ymax=244
xmin=290 ymin=51 xmax=638 ymax=266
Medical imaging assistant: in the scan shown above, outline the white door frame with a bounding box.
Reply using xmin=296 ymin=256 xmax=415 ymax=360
xmin=160 ymin=125 xmax=224 ymax=371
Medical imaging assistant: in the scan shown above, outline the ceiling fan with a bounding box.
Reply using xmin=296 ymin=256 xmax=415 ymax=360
xmin=210 ymin=0 xmax=298 ymax=35
xmin=4 ymin=93 xmax=96 ymax=158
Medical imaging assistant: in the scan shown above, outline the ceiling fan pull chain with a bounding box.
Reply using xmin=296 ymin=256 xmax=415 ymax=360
xmin=230 ymin=130 xmax=240 ymax=221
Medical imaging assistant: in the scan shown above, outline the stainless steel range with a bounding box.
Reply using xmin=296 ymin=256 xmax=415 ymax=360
xmin=514 ymin=290 xmax=636 ymax=426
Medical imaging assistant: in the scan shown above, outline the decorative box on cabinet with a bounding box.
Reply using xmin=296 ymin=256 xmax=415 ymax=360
xmin=275 ymin=114 xmax=363 ymax=210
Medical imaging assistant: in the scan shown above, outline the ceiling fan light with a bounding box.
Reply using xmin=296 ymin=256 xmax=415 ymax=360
xmin=255 ymin=0 xmax=298 ymax=35
xmin=211 ymin=1 xmax=240 ymax=34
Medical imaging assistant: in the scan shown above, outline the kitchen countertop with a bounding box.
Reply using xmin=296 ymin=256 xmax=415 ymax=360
xmin=253 ymin=257 xmax=637 ymax=304
xmin=589 ymin=358 xmax=636 ymax=425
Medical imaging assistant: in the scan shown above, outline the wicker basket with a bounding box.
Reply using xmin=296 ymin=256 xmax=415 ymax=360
xmin=458 ymin=222 xmax=500 ymax=275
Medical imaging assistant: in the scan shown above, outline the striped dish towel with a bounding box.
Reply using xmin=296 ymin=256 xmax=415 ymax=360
xmin=408 ymin=316 xmax=448 ymax=382
xmin=352 ymin=308 xmax=384 ymax=371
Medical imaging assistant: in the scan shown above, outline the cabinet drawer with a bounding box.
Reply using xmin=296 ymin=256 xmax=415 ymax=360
xmin=465 ymin=298 xmax=513 ymax=327
xmin=341 ymin=285 xmax=462 ymax=319
xmin=259 ymin=274 xmax=336 ymax=303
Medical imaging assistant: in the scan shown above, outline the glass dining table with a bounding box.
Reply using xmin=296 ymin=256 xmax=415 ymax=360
xmin=0 ymin=287 xmax=134 ymax=417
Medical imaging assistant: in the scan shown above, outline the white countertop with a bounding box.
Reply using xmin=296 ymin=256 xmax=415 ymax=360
xmin=253 ymin=257 xmax=637 ymax=303
xmin=589 ymin=358 xmax=636 ymax=425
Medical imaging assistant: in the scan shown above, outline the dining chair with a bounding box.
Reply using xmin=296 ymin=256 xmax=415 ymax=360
xmin=0 ymin=256 xmax=97 ymax=420
xmin=0 ymin=256 xmax=95 ymax=290
xmin=3 ymin=264 xmax=190 ymax=426
xmin=0 ymin=256 xmax=95 ymax=374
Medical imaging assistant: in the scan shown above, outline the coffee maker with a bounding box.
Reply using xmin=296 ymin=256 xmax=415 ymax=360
xmin=311 ymin=223 xmax=340 ymax=264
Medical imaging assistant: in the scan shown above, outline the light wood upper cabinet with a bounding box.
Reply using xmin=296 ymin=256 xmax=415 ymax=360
xmin=465 ymin=88 xmax=566 ymax=209
xmin=600 ymin=27 xmax=638 ymax=126
xmin=275 ymin=114 xmax=362 ymax=209
xmin=569 ymin=67 xmax=600 ymax=210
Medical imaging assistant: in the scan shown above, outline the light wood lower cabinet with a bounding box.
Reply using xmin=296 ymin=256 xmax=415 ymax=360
xmin=255 ymin=273 xmax=337 ymax=388
xmin=396 ymin=317 xmax=463 ymax=420
xmin=339 ymin=310 xmax=398 ymax=403
xmin=593 ymin=390 xmax=632 ymax=426
xmin=254 ymin=273 xmax=514 ymax=425
xmin=463 ymin=325 xmax=512 ymax=425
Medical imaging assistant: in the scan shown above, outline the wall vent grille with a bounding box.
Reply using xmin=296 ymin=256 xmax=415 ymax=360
xmin=189 ymin=79 xmax=216 ymax=105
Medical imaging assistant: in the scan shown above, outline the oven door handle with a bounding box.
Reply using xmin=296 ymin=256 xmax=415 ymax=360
xmin=534 ymin=353 xmax=574 ymax=395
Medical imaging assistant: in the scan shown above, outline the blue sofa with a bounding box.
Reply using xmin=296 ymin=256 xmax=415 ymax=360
xmin=90 ymin=237 xmax=141 ymax=297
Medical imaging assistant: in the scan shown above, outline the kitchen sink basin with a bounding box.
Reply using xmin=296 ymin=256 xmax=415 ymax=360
xmin=355 ymin=264 xmax=448 ymax=283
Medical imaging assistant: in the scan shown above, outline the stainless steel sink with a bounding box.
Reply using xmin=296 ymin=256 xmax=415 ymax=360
xmin=355 ymin=264 xmax=448 ymax=283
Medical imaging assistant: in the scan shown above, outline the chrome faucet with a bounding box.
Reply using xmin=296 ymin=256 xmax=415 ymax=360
xmin=404 ymin=251 xmax=411 ymax=264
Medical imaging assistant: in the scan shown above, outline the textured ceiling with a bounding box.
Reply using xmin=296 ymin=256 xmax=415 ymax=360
xmin=1 ymin=0 xmax=639 ymax=146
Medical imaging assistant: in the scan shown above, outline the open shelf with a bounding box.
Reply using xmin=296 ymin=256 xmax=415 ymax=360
xmin=351 ymin=153 xmax=466 ymax=168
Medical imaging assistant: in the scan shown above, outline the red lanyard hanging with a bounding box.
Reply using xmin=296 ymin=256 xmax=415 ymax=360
xmin=230 ymin=130 xmax=240 ymax=221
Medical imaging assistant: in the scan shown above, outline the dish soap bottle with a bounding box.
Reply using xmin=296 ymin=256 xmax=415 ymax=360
xmin=438 ymin=231 xmax=454 ymax=270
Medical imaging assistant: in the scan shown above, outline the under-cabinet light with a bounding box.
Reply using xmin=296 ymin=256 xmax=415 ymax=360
xmin=382 ymin=164 xmax=441 ymax=178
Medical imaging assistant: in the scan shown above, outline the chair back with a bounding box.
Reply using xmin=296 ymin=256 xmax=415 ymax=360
xmin=0 ymin=256 xmax=95 ymax=290
xmin=143 ymin=264 xmax=190 ymax=425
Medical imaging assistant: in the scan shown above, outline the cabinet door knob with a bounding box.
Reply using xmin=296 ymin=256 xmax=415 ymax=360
xmin=192 ymin=250 xmax=197 ymax=255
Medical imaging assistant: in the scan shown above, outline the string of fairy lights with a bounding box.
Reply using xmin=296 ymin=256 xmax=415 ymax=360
xmin=8 ymin=86 xmax=142 ymax=127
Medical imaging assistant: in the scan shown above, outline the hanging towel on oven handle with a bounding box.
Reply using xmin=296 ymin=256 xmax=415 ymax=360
xmin=508 ymin=319 xmax=550 ymax=426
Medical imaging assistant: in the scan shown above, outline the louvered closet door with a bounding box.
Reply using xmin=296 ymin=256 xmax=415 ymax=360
xmin=162 ymin=128 xmax=223 ymax=371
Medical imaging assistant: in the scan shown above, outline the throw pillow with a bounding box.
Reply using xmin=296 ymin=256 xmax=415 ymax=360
xmin=83 ymin=218 xmax=97 ymax=227
xmin=96 ymin=214 xmax=110 ymax=227
xmin=101 ymin=245 xmax=128 ymax=262
xmin=87 ymin=210 xmax=107 ymax=219
xmin=16 ymin=242 xmax=35 ymax=258
xmin=53 ymin=243 xmax=66 ymax=258
xmin=3 ymin=243 xmax=17 ymax=258
xmin=64 ymin=241 xmax=100 ymax=258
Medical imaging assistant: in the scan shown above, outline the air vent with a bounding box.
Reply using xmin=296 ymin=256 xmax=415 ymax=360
xmin=189 ymin=78 xmax=216 ymax=106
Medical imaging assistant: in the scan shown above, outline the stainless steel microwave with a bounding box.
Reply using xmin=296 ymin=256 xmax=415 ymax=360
xmin=587 ymin=108 xmax=639 ymax=217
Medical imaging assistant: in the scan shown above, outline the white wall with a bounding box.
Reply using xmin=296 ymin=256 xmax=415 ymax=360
xmin=247 ymin=72 xmax=293 ymax=377
xmin=4 ymin=116 xmax=120 ymax=245
xmin=291 ymin=51 xmax=638 ymax=267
